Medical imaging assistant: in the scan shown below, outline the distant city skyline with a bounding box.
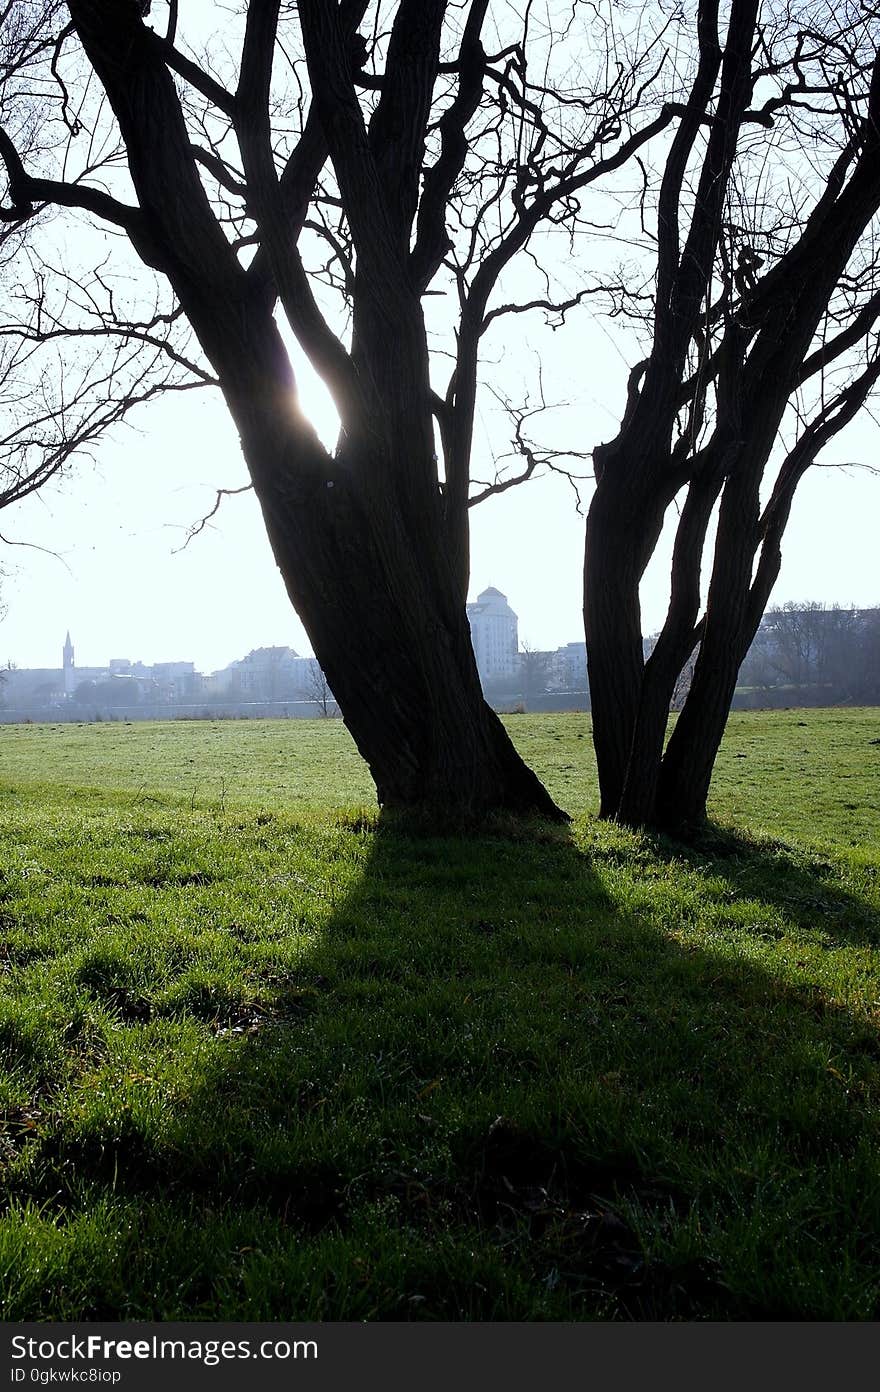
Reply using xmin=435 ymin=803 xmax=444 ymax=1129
xmin=5 ymin=599 xmax=875 ymax=727
xmin=8 ymin=558 xmax=880 ymax=677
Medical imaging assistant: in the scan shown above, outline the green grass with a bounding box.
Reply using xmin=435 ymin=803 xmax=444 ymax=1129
xmin=0 ymin=709 xmax=878 ymax=1319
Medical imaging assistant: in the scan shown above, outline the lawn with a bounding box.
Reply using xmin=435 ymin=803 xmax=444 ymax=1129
xmin=0 ymin=709 xmax=878 ymax=1319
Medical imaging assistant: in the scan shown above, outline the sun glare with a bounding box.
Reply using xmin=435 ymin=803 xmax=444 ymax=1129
xmin=281 ymin=330 xmax=342 ymax=452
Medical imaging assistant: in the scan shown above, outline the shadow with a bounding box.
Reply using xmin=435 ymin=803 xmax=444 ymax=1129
xmin=12 ymin=813 xmax=880 ymax=1320
xmin=646 ymin=822 xmax=880 ymax=950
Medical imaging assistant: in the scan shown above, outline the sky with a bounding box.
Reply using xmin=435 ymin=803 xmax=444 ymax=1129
xmin=1 ymin=2 xmax=879 ymax=676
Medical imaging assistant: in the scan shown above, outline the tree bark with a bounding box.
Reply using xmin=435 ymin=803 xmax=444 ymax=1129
xmin=253 ymin=433 xmax=563 ymax=819
xmin=219 ymin=323 xmax=564 ymax=821
xmin=583 ymin=497 xmax=643 ymax=818
xmin=584 ymin=441 xmax=674 ymax=820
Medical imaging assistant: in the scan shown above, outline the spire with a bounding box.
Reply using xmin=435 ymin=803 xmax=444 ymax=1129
xmin=63 ymin=632 xmax=75 ymax=696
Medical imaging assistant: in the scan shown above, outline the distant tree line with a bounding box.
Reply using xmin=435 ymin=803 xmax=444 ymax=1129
xmin=739 ymin=605 xmax=880 ymax=705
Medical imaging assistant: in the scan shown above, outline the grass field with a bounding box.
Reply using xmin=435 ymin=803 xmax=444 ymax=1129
xmin=0 ymin=709 xmax=879 ymax=1319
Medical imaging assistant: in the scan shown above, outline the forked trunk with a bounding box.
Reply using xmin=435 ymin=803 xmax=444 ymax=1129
xmin=655 ymin=643 xmax=743 ymax=830
xmin=615 ymin=680 xmax=674 ymax=828
xmin=233 ymin=378 xmax=565 ymax=821
xmin=584 ymin=466 xmax=677 ymax=824
xmin=654 ymin=481 xmax=764 ymax=831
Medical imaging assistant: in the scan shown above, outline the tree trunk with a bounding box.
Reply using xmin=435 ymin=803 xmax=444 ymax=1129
xmin=654 ymin=473 xmax=760 ymax=830
xmin=218 ymin=325 xmax=565 ymax=822
xmin=583 ymin=484 xmax=647 ymax=817
xmin=616 ymin=461 xmax=731 ymax=826
xmin=614 ymin=677 xmax=674 ymax=828
xmin=255 ymin=446 xmax=562 ymax=818
xmin=584 ymin=464 xmax=672 ymax=820
xmin=654 ymin=644 xmax=742 ymax=830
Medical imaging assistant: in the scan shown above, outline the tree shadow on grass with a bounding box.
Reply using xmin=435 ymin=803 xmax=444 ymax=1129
xmin=648 ymin=822 xmax=880 ymax=950
xmin=17 ymin=814 xmax=880 ymax=1320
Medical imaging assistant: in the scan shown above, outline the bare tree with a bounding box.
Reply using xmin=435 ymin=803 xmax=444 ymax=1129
xmin=305 ymin=660 xmax=338 ymax=718
xmin=762 ymin=602 xmax=835 ymax=688
xmin=583 ymin=1 xmax=880 ymax=829
xmin=745 ymin=601 xmax=873 ymax=699
xmin=854 ymin=608 xmax=880 ymax=702
xmin=0 ymin=0 xmax=683 ymax=819
xmin=0 ymin=4 xmax=215 ymax=513
xmin=518 ymin=637 xmax=551 ymax=705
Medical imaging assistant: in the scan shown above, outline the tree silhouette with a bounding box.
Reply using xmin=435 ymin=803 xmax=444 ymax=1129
xmin=584 ymin=1 xmax=880 ymax=829
xmin=305 ymin=661 xmax=338 ymax=719
xmin=0 ymin=0 xmax=681 ymax=818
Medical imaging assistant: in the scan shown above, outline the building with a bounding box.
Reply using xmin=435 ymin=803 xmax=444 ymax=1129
xmin=466 ymin=587 xmax=518 ymax=686
xmin=210 ymin=646 xmax=316 ymax=701
xmin=552 ymin=640 xmax=587 ymax=692
xmin=0 ymin=632 xmax=335 ymax=721
xmin=62 ymin=631 xmax=75 ymax=696
xmin=1 ymin=634 xmax=198 ymax=713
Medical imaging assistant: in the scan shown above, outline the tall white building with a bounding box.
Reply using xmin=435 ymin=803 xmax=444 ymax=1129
xmin=466 ymin=587 xmax=518 ymax=684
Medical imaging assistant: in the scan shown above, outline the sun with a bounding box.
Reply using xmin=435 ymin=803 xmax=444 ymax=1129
xmin=280 ymin=329 xmax=343 ymax=453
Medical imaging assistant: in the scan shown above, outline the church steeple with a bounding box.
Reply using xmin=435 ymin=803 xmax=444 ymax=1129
xmin=63 ymin=631 xmax=75 ymax=695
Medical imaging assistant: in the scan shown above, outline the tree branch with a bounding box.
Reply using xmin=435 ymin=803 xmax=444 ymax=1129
xmin=235 ymin=0 xmax=362 ymax=425
xmin=0 ymin=125 xmax=164 ymax=265
xmin=411 ymin=0 xmax=489 ymax=290
xmin=173 ymin=484 xmax=254 ymax=552
xmin=143 ymin=26 xmax=236 ymax=118
xmin=366 ymin=0 xmax=447 ymax=257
